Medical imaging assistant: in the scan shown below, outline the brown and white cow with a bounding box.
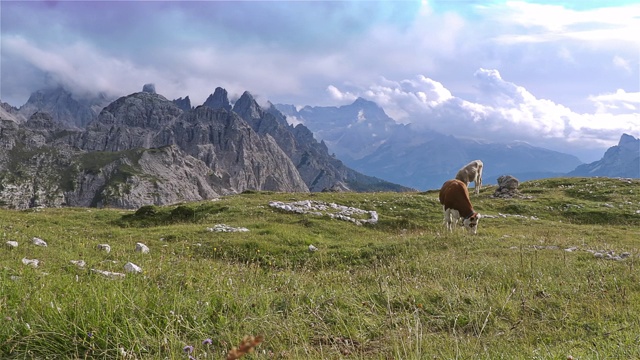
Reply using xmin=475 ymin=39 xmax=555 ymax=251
xmin=439 ymin=179 xmax=480 ymax=234
xmin=455 ymin=160 xmax=483 ymax=195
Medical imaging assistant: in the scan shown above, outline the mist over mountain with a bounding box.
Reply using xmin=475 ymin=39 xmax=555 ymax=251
xmin=17 ymin=87 xmax=113 ymax=128
xmin=276 ymin=99 xmax=599 ymax=190
xmin=0 ymin=85 xmax=410 ymax=209
xmin=1 ymin=83 xmax=636 ymax=210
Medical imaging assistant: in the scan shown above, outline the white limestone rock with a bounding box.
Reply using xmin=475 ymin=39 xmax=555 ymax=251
xmin=91 ymin=268 xmax=125 ymax=279
xmin=124 ymin=262 xmax=142 ymax=273
xmin=32 ymin=237 xmax=47 ymax=247
xmin=70 ymin=260 xmax=86 ymax=268
xmin=97 ymin=244 xmax=111 ymax=253
xmin=135 ymin=242 xmax=150 ymax=254
xmin=5 ymin=241 xmax=19 ymax=248
xmin=22 ymin=258 xmax=40 ymax=267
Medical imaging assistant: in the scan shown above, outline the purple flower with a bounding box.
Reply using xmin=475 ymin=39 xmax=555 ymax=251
xmin=183 ymin=345 xmax=194 ymax=354
xmin=202 ymin=338 xmax=213 ymax=346
xmin=87 ymin=331 xmax=93 ymax=339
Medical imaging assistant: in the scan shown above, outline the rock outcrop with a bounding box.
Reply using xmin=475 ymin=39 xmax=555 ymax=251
xmin=0 ymin=85 xmax=410 ymax=209
xmin=569 ymin=134 xmax=640 ymax=178
xmin=17 ymin=87 xmax=112 ymax=128
xmin=493 ymin=175 xmax=520 ymax=198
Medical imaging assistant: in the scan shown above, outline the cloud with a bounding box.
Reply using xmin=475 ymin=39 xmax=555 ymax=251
xmin=328 ymin=69 xmax=639 ymax=161
xmin=589 ymin=89 xmax=640 ymax=113
xmin=483 ymin=1 xmax=640 ymax=46
xmin=327 ymin=85 xmax=357 ymax=103
xmin=612 ymin=56 xmax=631 ymax=72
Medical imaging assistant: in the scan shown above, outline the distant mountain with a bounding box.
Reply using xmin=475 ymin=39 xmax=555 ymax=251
xmin=17 ymin=86 xmax=113 ymax=128
xmin=568 ymin=134 xmax=640 ymax=178
xmin=277 ymin=98 xmax=583 ymax=190
xmin=276 ymin=98 xmax=405 ymax=162
xmin=0 ymin=86 xmax=410 ymax=209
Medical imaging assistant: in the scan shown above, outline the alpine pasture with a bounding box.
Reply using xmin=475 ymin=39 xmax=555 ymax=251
xmin=1 ymin=177 xmax=639 ymax=359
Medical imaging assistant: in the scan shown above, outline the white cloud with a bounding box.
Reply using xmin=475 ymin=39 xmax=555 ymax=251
xmin=484 ymin=1 xmax=640 ymax=46
xmin=329 ymin=69 xmax=639 ymax=160
xmin=326 ymin=85 xmax=357 ymax=103
xmin=589 ymin=89 xmax=640 ymax=114
xmin=612 ymin=56 xmax=631 ymax=72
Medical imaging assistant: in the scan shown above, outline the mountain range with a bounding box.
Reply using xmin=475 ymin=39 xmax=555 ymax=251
xmin=0 ymin=86 xmax=409 ymax=209
xmin=0 ymin=85 xmax=637 ymax=210
xmin=276 ymin=99 xmax=625 ymax=189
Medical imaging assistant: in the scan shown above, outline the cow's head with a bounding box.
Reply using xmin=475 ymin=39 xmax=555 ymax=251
xmin=463 ymin=212 xmax=480 ymax=235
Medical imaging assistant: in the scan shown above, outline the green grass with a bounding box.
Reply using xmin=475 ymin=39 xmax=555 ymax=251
xmin=1 ymin=177 xmax=639 ymax=359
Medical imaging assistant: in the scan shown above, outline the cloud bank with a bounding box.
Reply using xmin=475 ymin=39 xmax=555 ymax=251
xmin=327 ymin=69 xmax=639 ymax=162
xmin=1 ymin=0 xmax=638 ymax=162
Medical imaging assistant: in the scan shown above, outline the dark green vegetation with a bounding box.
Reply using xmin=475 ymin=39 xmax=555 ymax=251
xmin=1 ymin=177 xmax=639 ymax=359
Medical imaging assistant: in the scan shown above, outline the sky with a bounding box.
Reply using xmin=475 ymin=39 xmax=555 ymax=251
xmin=1 ymin=0 xmax=639 ymax=162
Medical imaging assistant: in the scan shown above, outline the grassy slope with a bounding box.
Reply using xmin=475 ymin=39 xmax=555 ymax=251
xmin=1 ymin=177 xmax=639 ymax=359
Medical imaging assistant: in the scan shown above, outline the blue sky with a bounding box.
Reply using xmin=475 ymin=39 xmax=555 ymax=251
xmin=1 ymin=0 xmax=638 ymax=162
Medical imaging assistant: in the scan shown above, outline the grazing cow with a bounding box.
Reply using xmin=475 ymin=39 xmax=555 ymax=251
xmin=455 ymin=160 xmax=483 ymax=195
xmin=439 ymin=179 xmax=480 ymax=234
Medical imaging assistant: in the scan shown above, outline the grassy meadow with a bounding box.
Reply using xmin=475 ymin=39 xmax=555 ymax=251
xmin=1 ymin=177 xmax=639 ymax=359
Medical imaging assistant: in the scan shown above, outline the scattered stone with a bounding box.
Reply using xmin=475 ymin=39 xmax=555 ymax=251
xmin=91 ymin=268 xmax=125 ymax=279
xmin=22 ymin=258 xmax=40 ymax=267
xmin=124 ymin=262 xmax=142 ymax=273
xmin=135 ymin=242 xmax=150 ymax=254
xmin=207 ymin=224 xmax=249 ymax=232
xmin=97 ymin=244 xmax=111 ymax=253
xmin=603 ymin=203 xmax=614 ymax=208
xmin=5 ymin=241 xmax=18 ymax=248
xmin=32 ymin=237 xmax=47 ymax=247
xmin=564 ymin=247 xmax=577 ymax=252
xmin=594 ymin=252 xmax=604 ymax=258
xmin=621 ymin=252 xmax=631 ymax=258
xmin=308 ymin=244 xmax=318 ymax=252
xmin=70 ymin=260 xmax=86 ymax=268
xmin=269 ymin=200 xmax=379 ymax=225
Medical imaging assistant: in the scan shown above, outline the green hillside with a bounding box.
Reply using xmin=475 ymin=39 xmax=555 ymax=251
xmin=1 ymin=177 xmax=639 ymax=359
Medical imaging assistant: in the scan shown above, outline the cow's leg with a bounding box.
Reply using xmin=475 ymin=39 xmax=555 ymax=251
xmin=444 ymin=208 xmax=453 ymax=231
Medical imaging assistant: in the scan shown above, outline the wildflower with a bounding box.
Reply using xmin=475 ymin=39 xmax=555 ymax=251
xmin=87 ymin=331 xmax=93 ymax=339
xmin=202 ymin=338 xmax=213 ymax=346
xmin=183 ymin=345 xmax=194 ymax=354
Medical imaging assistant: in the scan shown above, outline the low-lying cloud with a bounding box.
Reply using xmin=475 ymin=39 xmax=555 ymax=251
xmin=327 ymin=69 xmax=639 ymax=162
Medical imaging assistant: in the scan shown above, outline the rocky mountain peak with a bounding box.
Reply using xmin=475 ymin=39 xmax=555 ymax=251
xmin=142 ymin=83 xmax=156 ymax=94
xmin=24 ymin=111 xmax=57 ymax=129
xmin=172 ymin=96 xmax=192 ymax=112
xmin=202 ymin=87 xmax=232 ymax=111
xmin=619 ymin=133 xmax=638 ymax=150
xmin=18 ymin=86 xmax=111 ymax=128
xmin=233 ymin=91 xmax=264 ymax=122
xmin=569 ymin=133 xmax=639 ymax=178
xmin=95 ymin=91 xmax=181 ymax=129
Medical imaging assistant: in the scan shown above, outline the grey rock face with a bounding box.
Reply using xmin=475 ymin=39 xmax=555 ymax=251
xmin=0 ymin=88 xmax=313 ymax=209
xmin=569 ymin=134 xmax=640 ymax=178
xmin=493 ymin=175 xmax=520 ymax=198
xmin=142 ymin=83 xmax=156 ymax=94
xmin=1 ymin=85 xmax=412 ymax=210
xmin=172 ymin=96 xmax=192 ymax=112
xmin=18 ymin=87 xmax=111 ymax=128
xmin=240 ymin=93 xmax=411 ymax=192
xmin=203 ymin=87 xmax=232 ymax=111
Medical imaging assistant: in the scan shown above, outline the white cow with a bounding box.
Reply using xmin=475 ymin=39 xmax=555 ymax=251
xmin=455 ymin=160 xmax=483 ymax=195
